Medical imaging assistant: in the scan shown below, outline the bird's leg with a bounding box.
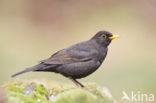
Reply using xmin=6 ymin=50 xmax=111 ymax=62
xmin=68 ymin=77 xmax=84 ymax=88
xmin=69 ymin=77 xmax=79 ymax=87
xmin=74 ymin=79 xmax=84 ymax=88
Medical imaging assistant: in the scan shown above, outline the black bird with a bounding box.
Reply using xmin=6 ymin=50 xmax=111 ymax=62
xmin=11 ymin=30 xmax=119 ymax=87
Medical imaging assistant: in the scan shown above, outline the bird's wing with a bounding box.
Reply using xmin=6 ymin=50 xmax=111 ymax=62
xmin=41 ymin=41 xmax=98 ymax=65
xmin=41 ymin=50 xmax=93 ymax=65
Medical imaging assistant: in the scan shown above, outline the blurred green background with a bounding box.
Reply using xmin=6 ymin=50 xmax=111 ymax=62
xmin=0 ymin=0 xmax=156 ymax=101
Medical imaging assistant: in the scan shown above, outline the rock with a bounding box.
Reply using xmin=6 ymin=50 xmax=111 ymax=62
xmin=3 ymin=80 xmax=117 ymax=103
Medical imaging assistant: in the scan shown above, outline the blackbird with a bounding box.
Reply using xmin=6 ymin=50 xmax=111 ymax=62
xmin=11 ymin=30 xmax=119 ymax=87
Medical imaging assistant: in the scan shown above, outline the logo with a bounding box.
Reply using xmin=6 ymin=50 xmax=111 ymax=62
xmin=121 ymin=91 xmax=154 ymax=102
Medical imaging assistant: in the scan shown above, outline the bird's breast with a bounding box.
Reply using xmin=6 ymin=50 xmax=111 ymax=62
xmin=97 ymin=48 xmax=108 ymax=63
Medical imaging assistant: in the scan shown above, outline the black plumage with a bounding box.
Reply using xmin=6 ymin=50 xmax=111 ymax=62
xmin=11 ymin=30 xmax=119 ymax=87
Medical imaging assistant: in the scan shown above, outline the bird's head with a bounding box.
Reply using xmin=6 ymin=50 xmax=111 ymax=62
xmin=91 ymin=30 xmax=119 ymax=47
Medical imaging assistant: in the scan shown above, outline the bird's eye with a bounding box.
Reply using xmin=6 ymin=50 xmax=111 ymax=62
xmin=102 ymin=35 xmax=107 ymax=38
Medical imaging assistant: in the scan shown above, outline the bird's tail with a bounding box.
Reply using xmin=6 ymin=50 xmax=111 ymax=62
xmin=11 ymin=64 xmax=45 ymax=77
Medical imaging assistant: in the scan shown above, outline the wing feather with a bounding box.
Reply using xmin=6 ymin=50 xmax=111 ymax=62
xmin=41 ymin=51 xmax=92 ymax=65
xmin=41 ymin=41 xmax=96 ymax=65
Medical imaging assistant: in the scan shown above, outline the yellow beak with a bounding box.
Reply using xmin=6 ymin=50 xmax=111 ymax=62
xmin=109 ymin=35 xmax=119 ymax=40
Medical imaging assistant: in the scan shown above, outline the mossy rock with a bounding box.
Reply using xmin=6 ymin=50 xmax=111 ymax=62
xmin=2 ymin=80 xmax=117 ymax=103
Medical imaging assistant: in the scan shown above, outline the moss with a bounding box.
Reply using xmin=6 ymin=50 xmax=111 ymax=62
xmin=51 ymin=88 xmax=97 ymax=103
xmin=3 ymin=80 xmax=116 ymax=103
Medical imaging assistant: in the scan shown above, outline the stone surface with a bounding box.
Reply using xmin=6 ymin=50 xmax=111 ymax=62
xmin=3 ymin=80 xmax=117 ymax=103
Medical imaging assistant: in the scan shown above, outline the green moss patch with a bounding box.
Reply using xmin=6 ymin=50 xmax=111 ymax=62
xmin=3 ymin=80 xmax=115 ymax=103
